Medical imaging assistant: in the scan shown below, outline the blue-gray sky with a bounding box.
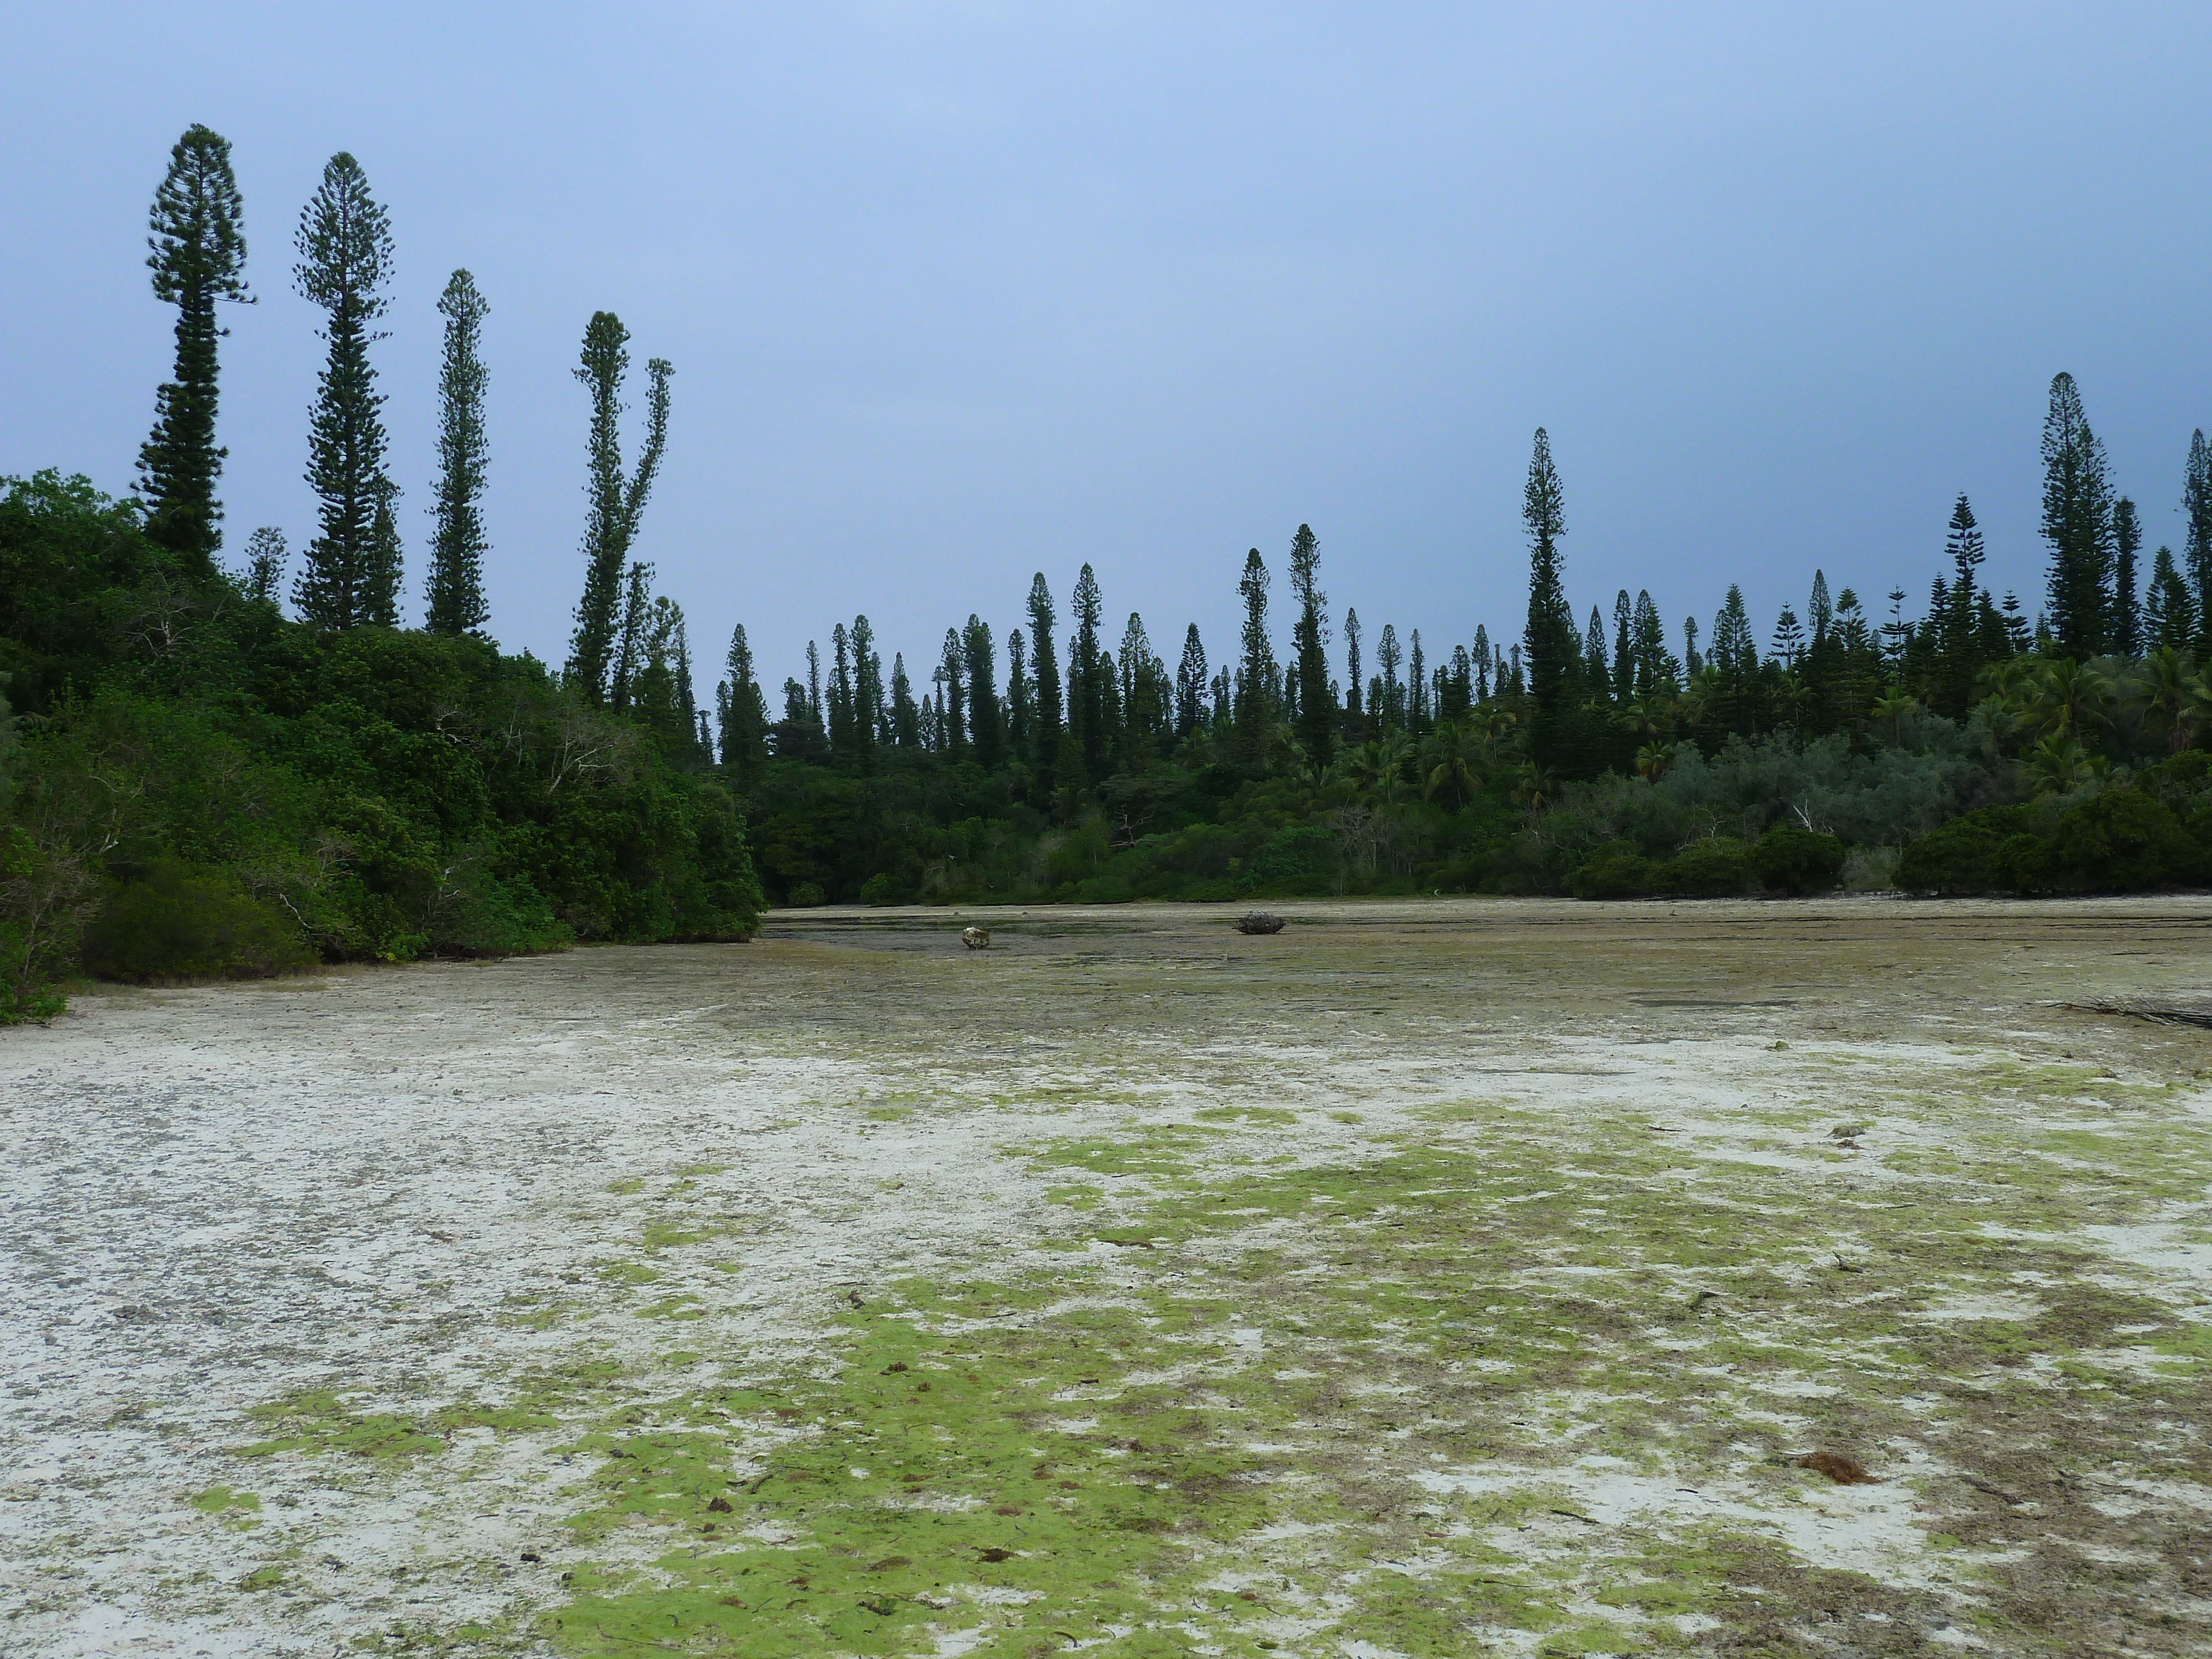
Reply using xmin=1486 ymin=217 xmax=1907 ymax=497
xmin=6 ymin=4 xmax=2209 ymax=691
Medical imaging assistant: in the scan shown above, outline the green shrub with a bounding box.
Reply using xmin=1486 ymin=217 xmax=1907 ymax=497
xmin=858 ymin=872 xmax=900 ymax=906
xmin=786 ymin=881 xmax=827 ymax=907
xmin=1657 ymin=837 xmax=1756 ymax=896
xmin=81 ymin=861 xmax=312 ymax=982
xmin=2049 ymin=790 xmax=2202 ymax=891
xmin=1895 ymin=805 xmax=2037 ymax=894
xmin=1568 ymin=839 xmax=1659 ymax=899
xmin=1751 ymin=823 xmax=1845 ymax=894
xmin=1243 ymin=825 xmax=1338 ymax=895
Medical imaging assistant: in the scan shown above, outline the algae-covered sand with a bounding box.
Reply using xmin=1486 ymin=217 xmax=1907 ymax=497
xmin=3 ymin=897 xmax=2210 ymax=1657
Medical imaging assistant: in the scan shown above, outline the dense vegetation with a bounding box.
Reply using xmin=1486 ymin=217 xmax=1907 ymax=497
xmin=729 ymin=395 xmax=2212 ymax=911
xmin=1 ymin=132 xmax=758 ymax=1022
xmin=6 ymin=124 xmax=2211 ymax=1022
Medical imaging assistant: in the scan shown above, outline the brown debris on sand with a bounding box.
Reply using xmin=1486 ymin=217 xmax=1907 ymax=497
xmin=1796 ymin=1451 xmax=1878 ymax=1484
xmin=1236 ymin=912 xmax=1285 ymax=935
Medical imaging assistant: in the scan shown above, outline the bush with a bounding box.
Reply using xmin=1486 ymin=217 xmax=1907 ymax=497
xmin=1568 ymin=839 xmax=1659 ymax=899
xmin=858 ymin=872 xmax=901 ymax=906
xmin=1243 ymin=825 xmax=1338 ymax=895
xmin=786 ymin=881 xmax=827 ymax=907
xmin=80 ymin=860 xmax=312 ymax=981
xmin=2049 ymin=790 xmax=2202 ymax=891
xmin=1895 ymin=805 xmax=2036 ymax=894
xmin=1657 ymin=837 xmax=1756 ymax=896
xmin=1751 ymin=823 xmax=1845 ymax=894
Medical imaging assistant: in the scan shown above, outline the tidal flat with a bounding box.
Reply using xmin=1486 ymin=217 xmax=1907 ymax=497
xmin=3 ymin=896 xmax=2210 ymax=1658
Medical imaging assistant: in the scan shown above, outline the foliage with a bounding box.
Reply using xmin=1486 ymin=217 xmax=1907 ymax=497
xmin=0 ymin=474 xmax=758 ymax=1016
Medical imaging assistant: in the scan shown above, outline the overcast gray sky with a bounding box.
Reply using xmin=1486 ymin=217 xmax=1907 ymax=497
xmin=5 ymin=3 xmax=2209 ymax=691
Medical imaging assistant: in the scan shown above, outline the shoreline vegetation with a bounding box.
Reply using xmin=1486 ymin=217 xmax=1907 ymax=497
xmin=8 ymin=126 xmax=2212 ymax=1023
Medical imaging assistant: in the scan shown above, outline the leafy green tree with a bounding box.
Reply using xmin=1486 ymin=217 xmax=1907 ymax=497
xmin=565 ymin=312 xmax=671 ymax=700
xmin=2040 ymin=372 xmax=2114 ymax=659
xmin=424 ymin=269 xmax=491 ymax=635
xmin=293 ymin=153 xmax=396 ymax=630
xmin=1287 ymin=524 xmax=1333 ymax=768
xmin=138 ymin=126 xmax=251 ymax=575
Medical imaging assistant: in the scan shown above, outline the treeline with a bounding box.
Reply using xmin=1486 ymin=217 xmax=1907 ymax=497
xmin=724 ymin=383 xmax=2212 ymax=909
xmin=1 ymin=127 xmax=756 ymax=1022
xmin=10 ymin=126 xmax=2212 ymax=1021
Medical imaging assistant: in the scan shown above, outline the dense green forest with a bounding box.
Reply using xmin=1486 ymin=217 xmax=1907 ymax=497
xmin=7 ymin=125 xmax=2212 ymax=1023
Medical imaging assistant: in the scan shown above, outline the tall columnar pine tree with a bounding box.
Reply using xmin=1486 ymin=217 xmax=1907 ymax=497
xmin=1286 ymin=524 xmax=1333 ymax=768
xmin=425 ymin=269 xmax=491 ymax=635
xmin=1234 ymin=547 xmax=1274 ymax=758
xmin=2039 ymin=372 xmax=2115 ymax=660
xmin=1585 ymin=607 xmax=1613 ymax=697
xmin=938 ymin=628 xmax=969 ymax=753
xmin=964 ymin=616 xmax=1003 ymax=768
xmin=1005 ymin=628 xmax=1034 ymax=757
xmin=827 ymin=624 xmax=857 ymax=753
xmin=1406 ymin=630 xmax=1427 ymax=732
xmin=1934 ymin=493 xmax=1986 ymax=716
xmin=889 ymin=653 xmax=920 ymax=746
xmin=293 ymin=153 xmax=398 ymax=629
xmin=1025 ymin=575 xmax=1063 ymax=785
xmin=565 ymin=312 xmax=672 ymax=700
xmin=1375 ymin=623 xmax=1402 ymax=728
xmin=1342 ymin=608 xmax=1364 ymax=726
xmin=1176 ymin=624 xmax=1209 ymax=737
xmin=852 ymin=616 xmax=884 ymax=752
xmin=242 ymin=527 xmax=287 ymax=604
xmin=1521 ymin=428 xmax=1578 ymax=755
xmin=717 ymin=623 xmax=769 ymax=787
xmin=139 ymin=125 xmax=251 ymax=573
xmin=1610 ymin=591 xmax=1633 ymax=699
xmin=2111 ymin=497 xmax=2142 ymax=658
xmin=608 ymin=560 xmax=655 ymax=709
xmin=2184 ymin=430 xmax=2212 ymax=651
xmin=2145 ymin=548 xmax=2197 ymax=651
xmin=1070 ymin=565 xmax=1105 ymax=782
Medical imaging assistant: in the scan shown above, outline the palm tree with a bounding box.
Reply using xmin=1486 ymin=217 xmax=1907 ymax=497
xmin=2021 ymin=732 xmax=2100 ymax=794
xmin=1869 ymin=684 xmax=1918 ymax=747
xmin=2021 ymin=658 xmax=2114 ymax=742
xmin=2130 ymin=648 xmax=2199 ymax=755
xmin=1510 ymin=760 xmax=1558 ymax=813
xmin=1635 ymin=740 xmax=1674 ymax=780
xmin=1774 ymin=670 xmax=1815 ymax=733
xmin=1420 ymin=718 xmax=1484 ymax=809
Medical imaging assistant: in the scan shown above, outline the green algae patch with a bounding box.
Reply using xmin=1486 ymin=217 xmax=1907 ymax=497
xmin=189 ymin=1485 xmax=259 ymax=1514
xmin=234 ymin=1391 xmax=447 ymax=1460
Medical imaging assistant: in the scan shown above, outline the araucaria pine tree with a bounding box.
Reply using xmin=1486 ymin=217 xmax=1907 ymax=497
xmin=138 ymin=125 xmax=251 ymax=574
xmin=2184 ymin=430 xmax=2212 ymax=650
xmin=424 ymin=269 xmax=491 ymax=635
xmin=1287 ymin=524 xmax=1333 ymax=768
xmin=1234 ymin=548 xmax=1274 ymax=759
xmin=2039 ymin=372 xmax=2115 ymax=660
xmin=293 ymin=153 xmax=398 ymax=629
xmin=2111 ymin=497 xmax=2142 ymax=658
xmin=717 ymin=623 xmax=769 ymax=788
xmin=1521 ymin=429 xmax=1578 ymax=764
xmin=566 ymin=312 xmax=672 ymax=701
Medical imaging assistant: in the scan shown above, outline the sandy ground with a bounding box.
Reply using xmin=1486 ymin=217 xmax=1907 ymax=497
xmin=2 ymin=896 xmax=2209 ymax=1658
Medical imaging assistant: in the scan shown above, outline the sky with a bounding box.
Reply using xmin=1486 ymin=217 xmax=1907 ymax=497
xmin=5 ymin=3 xmax=2210 ymax=695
